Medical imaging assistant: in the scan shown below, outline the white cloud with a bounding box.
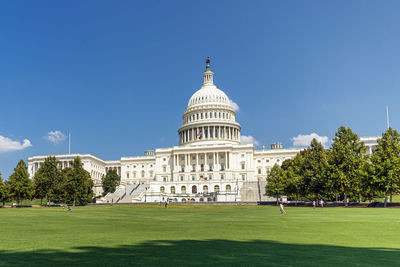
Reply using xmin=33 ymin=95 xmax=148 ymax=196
xmin=46 ymin=130 xmax=67 ymax=144
xmin=240 ymin=135 xmax=260 ymax=146
xmin=0 ymin=136 xmax=32 ymax=153
xmin=230 ymin=99 xmax=239 ymax=112
xmin=291 ymin=133 xmax=329 ymax=148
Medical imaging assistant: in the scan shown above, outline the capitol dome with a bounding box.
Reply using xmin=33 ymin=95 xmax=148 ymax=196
xmin=178 ymin=57 xmax=241 ymax=145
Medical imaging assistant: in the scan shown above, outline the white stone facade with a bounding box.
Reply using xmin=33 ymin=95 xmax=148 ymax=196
xmin=27 ymin=58 xmax=306 ymax=202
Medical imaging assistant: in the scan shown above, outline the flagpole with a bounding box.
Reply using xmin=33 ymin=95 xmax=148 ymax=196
xmin=69 ymin=133 xmax=71 ymax=154
xmin=386 ymin=105 xmax=390 ymax=130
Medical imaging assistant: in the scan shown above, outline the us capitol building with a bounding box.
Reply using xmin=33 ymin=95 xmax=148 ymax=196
xmin=28 ymin=58 xmax=305 ymax=203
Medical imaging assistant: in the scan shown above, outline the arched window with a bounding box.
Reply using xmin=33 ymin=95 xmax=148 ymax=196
xmin=160 ymin=186 xmax=165 ymax=193
xmin=214 ymin=185 xmax=220 ymax=192
xmin=192 ymin=185 xmax=197 ymax=194
xmin=181 ymin=186 xmax=186 ymax=194
xmin=226 ymin=185 xmax=231 ymax=192
xmin=171 ymin=186 xmax=175 ymax=194
xmin=203 ymin=185 xmax=208 ymax=193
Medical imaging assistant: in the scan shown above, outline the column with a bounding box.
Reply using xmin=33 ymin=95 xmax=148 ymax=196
xmin=196 ymin=153 xmax=199 ymax=171
xmin=227 ymin=152 xmax=229 ymax=169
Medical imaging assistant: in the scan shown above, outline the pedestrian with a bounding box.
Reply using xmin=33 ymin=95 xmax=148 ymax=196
xmin=313 ymin=200 xmax=316 ymax=209
xmin=164 ymin=201 xmax=168 ymax=208
xmin=279 ymin=203 xmax=286 ymax=214
xmin=320 ymin=199 xmax=324 ymax=208
xmin=159 ymin=201 xmax=162 ymax=207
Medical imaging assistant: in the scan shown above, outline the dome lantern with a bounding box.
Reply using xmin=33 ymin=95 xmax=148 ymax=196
xmin=203 ymin=57 xmax=214 ymax=85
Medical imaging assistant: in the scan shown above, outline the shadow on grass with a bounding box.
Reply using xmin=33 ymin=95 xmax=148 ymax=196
xmin=1 ymin=239 xmax=399 ymax=266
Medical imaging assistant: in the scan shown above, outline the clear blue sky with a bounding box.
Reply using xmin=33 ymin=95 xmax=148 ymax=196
xmin=1 ymin=1 xmax=400 ymax=178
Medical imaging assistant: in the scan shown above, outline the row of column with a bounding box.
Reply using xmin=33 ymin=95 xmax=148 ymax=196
xmin=173 ymin=151 xmax=230 ymax=172
xmin=105 ymin=166 xmax=121 ymax=176
xmin=179 ymin=126 xmax=240 ymax=144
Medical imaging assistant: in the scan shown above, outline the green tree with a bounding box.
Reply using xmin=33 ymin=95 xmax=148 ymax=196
xmin=33 ymin=156 xmax=61 ymax=205
xmin=329 ymin=126 xmax=366 ymax=206
xmin=371 ymin=127 xmax=400 ymax=207
xmin=300 ymin=139 xmax=329 ymax=200
xmin=102 ymin=170 xmax=120 ymax=196
xmin=8 ymin=160 xmax=32 ymax=206
xmin=63 ymin=157 xmax=93 ymax=205
xmin=266 ymin=164 xmax=287 ymax=204
xmin=0 ymin=171 xmax=8 ymax=207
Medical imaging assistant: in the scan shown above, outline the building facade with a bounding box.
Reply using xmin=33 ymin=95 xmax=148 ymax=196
xmin=28 ymin=58 xmax=322 ymax=202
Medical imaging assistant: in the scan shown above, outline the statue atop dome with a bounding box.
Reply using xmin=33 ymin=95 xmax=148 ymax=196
xmin=205 ymin=56 xmax=211 ymax=72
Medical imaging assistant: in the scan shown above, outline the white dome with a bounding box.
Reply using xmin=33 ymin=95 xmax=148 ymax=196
xmin=187 ymin=84 xmax=231 ymax=108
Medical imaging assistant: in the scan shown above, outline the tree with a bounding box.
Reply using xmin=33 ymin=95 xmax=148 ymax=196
xmin=102 ymin=170 xmax=120 ymax=196
xmin=266 ymin=164 xmax=287 ymax=204
xmin=299 ymin=139 xmax=329 ymax=200
xmin=371 ymin=127 xmax=400 ymax=207
xmin=63 ymin=157 xmax=93 ymax=205
xmin=0 ymin=171 xmax=8 ymax=207
xmin=329 ymin=126 xmax=366 ymax=206
xmin=33 ymin=156 xmax=61 ymax=205
xmin=8 ymin=160 xmax=32 ymax=206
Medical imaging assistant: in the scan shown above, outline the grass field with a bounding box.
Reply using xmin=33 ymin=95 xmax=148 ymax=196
xmin=0 ymin=205 xmax=399 ymax=266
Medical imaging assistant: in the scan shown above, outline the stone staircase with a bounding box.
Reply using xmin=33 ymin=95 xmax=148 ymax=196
xmin=100 ymin=183 xmax=149 ymax=203
xmin=119 ymin=184 xmax=149 ymax=203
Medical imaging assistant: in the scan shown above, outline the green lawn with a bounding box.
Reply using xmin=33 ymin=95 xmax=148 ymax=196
xmin=0 ymin=205 xmax=399 ymax=266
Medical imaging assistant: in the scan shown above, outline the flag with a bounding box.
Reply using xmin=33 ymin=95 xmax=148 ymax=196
xmin=198 ymin=130 xmax=202 ymax=138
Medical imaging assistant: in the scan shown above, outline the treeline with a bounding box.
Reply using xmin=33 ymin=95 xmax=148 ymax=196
xmin=266 ymin=126 xmax=400 ymax=207
xmin=0 ymin=157 xmax=93 ymax=206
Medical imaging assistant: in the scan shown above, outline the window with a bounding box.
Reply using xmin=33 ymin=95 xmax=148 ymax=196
xmin=266 ymin=159 xmax=269 ymax=163
xmin=192 ymin=175 xmax=195 ymax=181
xmin=214 ymin=185 xmax=220 ymax=192
xmin=258 ymin=160 xmax=261 ymax=163
xmin=197 ymin=114 xmax=199 ymax=119
xmin=209 ymin=164 xmax=213 ymax=171
xmin=150 ymin=171 xmax=153 ymax=177
xmin=181 ymin=165 xmax=185 ymax=172
xmin=163 ymin=177 xmax=167 ymax=182
xmin=220 ymin=155 xmax=224 ymax=159
xmin=241 ymin=154 xmax=245 ymax=158
xmin=163 ymin=158 xmax=166 ymax=161
xmin=258 ymin=169 xmax=261 ymax=174
xmin=200 ymin=156 xmax=204 ymax=159
xmin=203 ymin=185 xmax=208 ymax=194
xmin=200 ymin=164 xmax=204 ymax=172
xmin=126 ymin=172 xmax=130 ymax=178
xmin=242 ymin=174 xmax=246 ymax=181
xmin=180 ymin=176 xmax=184 ymax=181
xmin=141 ymin=170 xmax=145 ymax=178
xmin=226 ymin=185 xmax=231 ymax=191
xmin=209 ymin=155 xmax=212 ymax=159
xmin=221 ymin=174 xmax=224 ymax=180
xmin=160 ymin=186 xmax=165 ymax=193
xmin=170 ymin=186 xmax=175 ymax=194
xmin=192 ymin=164 xmax=196 ymax=171
xmin=220 ymin=163 xmax=225 ymax=171
xmin=181 ymin=186 xmax=186 ymax=194
xmin=133 ymin=172 xmax=136 ymax=178
xmin=209 ymin=175 xmax=212 ymax=180
xmin=192 ymin=185 xmax=197 ymax=194
xmin=181 ymin=156 xmax=185 ymax=160
xmin=163 ymin=166 xmax=167 ymax=172
xmin=192 ymin=156 xmax=195 ymax=160
xmin=241 ymin=163 xmax=245 ymax=170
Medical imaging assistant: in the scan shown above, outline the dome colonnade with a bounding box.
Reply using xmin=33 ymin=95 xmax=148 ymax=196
xmin=178 ymin=57 xmax=241 ymax=145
